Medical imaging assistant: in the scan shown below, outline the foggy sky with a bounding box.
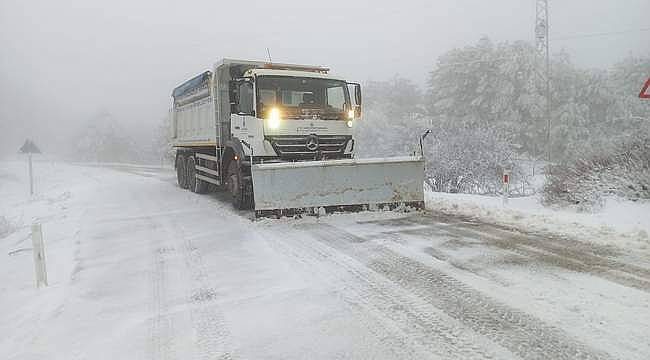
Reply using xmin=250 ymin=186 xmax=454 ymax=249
xmin=1 ymin=0 xmax=648 ymax=156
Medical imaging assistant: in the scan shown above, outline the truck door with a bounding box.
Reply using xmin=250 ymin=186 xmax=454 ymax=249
xmin=230 ymin=79 xmax=256 ymax=152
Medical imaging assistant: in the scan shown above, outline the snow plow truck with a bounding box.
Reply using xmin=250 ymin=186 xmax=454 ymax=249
xmin=170 ymin=59 xmax=424 ymax=216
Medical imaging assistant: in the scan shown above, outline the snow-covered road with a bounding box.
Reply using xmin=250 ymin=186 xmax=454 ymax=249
xmin=1 ymin=160 xmax=649 ymax=359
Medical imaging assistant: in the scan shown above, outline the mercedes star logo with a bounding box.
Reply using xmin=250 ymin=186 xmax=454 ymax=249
xmin=306 ymin=135 xmax=319 ymax=151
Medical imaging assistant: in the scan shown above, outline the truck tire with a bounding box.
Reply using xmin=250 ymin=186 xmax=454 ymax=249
xmin=227 ymin=161 xmax=246 ymax=209
xmin=177 ymin=155 xmax=188 ymax=189
xmin=187 ymin=156 xmax=197 ymax=192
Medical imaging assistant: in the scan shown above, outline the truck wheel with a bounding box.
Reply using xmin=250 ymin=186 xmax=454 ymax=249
xmin=227 ymin=161 xmax=246 ymax=209
xmin=187 ymin=156 xmax=197 ymax=192
xmin=177 ymin=155 xmax=188 ymax=189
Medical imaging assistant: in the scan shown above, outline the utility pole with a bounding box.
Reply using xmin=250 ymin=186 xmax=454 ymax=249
xmin=535 ymin=0 xmax=551 ymax=163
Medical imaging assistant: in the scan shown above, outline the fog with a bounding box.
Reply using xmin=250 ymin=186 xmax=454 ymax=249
xmin=1 ymin=0 xmax=648 ymax=156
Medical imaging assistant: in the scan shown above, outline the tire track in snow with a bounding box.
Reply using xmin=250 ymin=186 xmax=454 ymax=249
xmin=161 ymin=218 xmax=236 ymax=360
xmin=305 ymin=223 xmax=612 ymax=360
xmin=148 ymin=219 xmax=177 ymax=360
xmin=261 ymin=230 xmax=432 ymax=360
xmin=261 ymin=224 xmax=516 ymax=360
xmin=386 ymin=215 xmax=650 ymax=292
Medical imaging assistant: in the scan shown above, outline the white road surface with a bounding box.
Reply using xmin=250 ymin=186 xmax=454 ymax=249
xmin=1 ymin=160 xmax=649 ymax=359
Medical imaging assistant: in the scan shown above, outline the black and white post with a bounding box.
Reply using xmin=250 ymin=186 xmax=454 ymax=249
xmin=31 ymin=223 xmax=48 ymax=287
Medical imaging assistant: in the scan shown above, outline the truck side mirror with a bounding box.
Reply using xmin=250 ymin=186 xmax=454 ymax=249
xmin=354 ymin=84 xmax=362 ymax=106
xmin=237 ymin=82 xmax=254 ymax=116
xmin=229 ymin=80 xmax=239 ymax=113
xmin=347 ymin=82 xmax=362 ymax=106
xmin=348 ymin=82 xmax=362 ymax=117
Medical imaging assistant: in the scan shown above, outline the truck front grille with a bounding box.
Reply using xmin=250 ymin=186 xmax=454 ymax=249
xmin=266 ymin=135 xmax=351 ymax=159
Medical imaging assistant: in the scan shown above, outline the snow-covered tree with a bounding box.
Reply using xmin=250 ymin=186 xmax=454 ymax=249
xmin=421 ymin=38 xmax=531 ymax=192
xmin=360 ymin=40 xmax=649 ymax=199
xmin=73 ymin=111 xmax=139 ymax=163
xmin=354 ymin=77 xmax=426 ymax=158
xmin=608 ymin=55 xmax=650 ymax=133
xmin=152 ymin=113 xmax=174 ymax=165
xmin=426 ymin=38 xmax=545 ymax=157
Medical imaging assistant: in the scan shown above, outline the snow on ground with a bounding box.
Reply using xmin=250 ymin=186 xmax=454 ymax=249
xmin=426 ymin=191 xmax=650 ymax=253
xmin=2 ymin=157 xmax=650 ymax=359
xmin=0 ymin=158 xmax=422 ymax=359
xmin=267 ymin=210 xmax=650 ymax=360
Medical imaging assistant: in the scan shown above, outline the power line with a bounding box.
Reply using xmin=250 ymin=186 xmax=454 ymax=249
xmin=552 ymin=27 xmax=650 ymax=41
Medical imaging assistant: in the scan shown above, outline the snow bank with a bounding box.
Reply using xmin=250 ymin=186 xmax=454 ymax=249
xmin=426 ymin=191 xmax=650 ymax=252
xmin=0 ymin=159 xmax=102 ymax=357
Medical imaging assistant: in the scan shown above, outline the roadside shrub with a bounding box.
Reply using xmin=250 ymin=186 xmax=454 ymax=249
xmin=424 ymin=123 xmax=523 ymax=195
xmin=0 ymin=216 xmax=14 ymax=239
xmin=542 ymin=136 xmax=650 ymax=210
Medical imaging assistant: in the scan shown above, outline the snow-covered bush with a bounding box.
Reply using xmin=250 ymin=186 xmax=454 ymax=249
xmin=543 ymin=136 xmax=650 ymax=210
xmin=421 ymin=115 xmax=523 ymax=194
xmin=0 ymin=216 xmax=15 ymax=239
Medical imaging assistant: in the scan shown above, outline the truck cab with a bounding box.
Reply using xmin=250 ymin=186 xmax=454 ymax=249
xmin=229 ymin=67 xmax=362 ymax=161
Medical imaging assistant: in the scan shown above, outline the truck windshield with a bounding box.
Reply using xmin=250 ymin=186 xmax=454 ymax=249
xmin=256 ymin=76 xmax=350 ymax=120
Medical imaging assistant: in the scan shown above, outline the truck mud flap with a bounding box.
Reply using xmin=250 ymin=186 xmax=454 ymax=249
xmin=251 ymin=156 xmax=425 ymax=216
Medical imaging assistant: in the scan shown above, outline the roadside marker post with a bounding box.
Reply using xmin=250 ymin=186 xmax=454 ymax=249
xmin=502 ymin=168 xmax=511 ymax=205
xmin=31 ymin=223 xmax=48 ymax=287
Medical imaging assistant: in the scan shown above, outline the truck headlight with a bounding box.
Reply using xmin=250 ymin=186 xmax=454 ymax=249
xmin=267 ymin=107 xmax=281 ymax=129
xmin=347 ymin=109 xmax=355 ymax=119
xmin=346 ymin=120 xmax=353 ymax=128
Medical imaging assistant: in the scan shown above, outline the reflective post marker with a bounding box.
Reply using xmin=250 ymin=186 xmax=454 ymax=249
xmin=502 ymin=168 xmax=511 ymax=205
xmin=31 ymin=223 xmax=48 ymax=287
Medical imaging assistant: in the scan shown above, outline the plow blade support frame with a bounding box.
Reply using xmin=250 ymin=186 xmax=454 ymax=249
xmin=251 ymin=156 xmax=425 ymax=212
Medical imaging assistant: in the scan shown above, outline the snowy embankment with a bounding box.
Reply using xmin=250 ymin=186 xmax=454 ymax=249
xmin=426 ymin=191 xmax=650 ymax=252
xmin=0 ymin=158 xmax=111 ymax=357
